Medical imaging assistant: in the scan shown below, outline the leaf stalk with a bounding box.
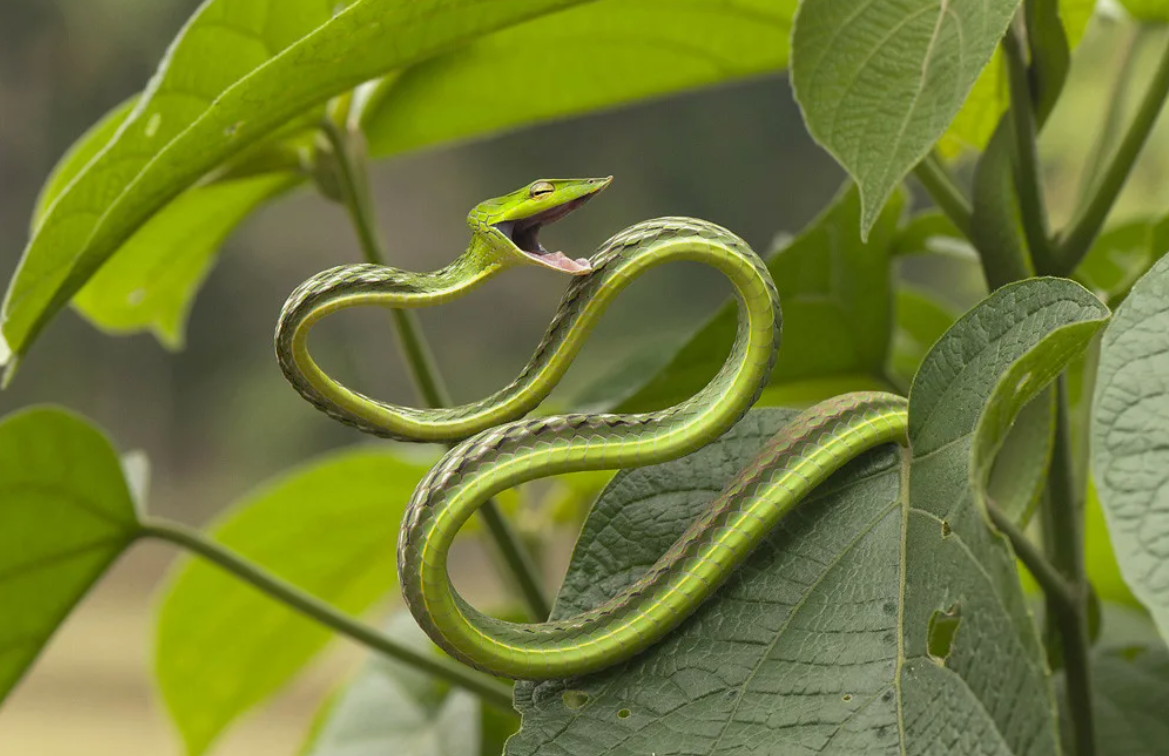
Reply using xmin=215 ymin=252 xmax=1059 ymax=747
xmin=1003 ymin=24 xmax=1055 ymax=274
xmin=1057 ymin=29 xmax=1169 ymax=274
xmin=142 ymin=519 xmax=515 ymax=710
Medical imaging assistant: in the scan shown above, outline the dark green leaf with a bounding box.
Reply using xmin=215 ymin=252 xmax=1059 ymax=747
xmin=1055 ymin=643 xmax=1169 ymax=755
xmin=510 ymin=409 xmax=908 ymax=755
xmin=901 ymin=277 xmax=1106 ymax=754
xmin=1093 ymin=252 xmax=1169 ymax=645
xmin=0 ymin=407 xmax=140 ymax=702
xmin=611 ymin=184 xmax=904 ymax=414
xmin=791 ymin=0 xmax=1022 ymax=232
xmin=511 ymin=279 xmax=1104 ymax=753
xmin=303 ymin=612 xmax=517 ymax=756
xmin=970 ymin=119 xmax=1035 ymax=289
xmin=155 ymin=449 xmax=430 ymax=755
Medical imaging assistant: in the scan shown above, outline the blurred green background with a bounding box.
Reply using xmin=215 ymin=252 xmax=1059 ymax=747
xmin=1 ymin=1 xmax=1167 ymax=754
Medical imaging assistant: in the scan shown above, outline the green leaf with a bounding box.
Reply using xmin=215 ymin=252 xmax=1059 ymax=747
xmin=889 ymin=210 xmax=974 ymax=259
xmin=72 ymin=173 xmax=299 ymax=348
xmin=902 ymin=277 xmax=1106 ymax=754
xmin=940 ymin=0 xmax=1094 ymax=154
xmin=1074 ymin=216 xmax=1169 ymax=304
xmin=888 ymin=285 xmax=958 ymax=387
xmin=791 ymin=0 xmax=1022 ymax=233
xmin=303 ymin=612 xmax=518 ymax=756
xmin=362 ymin=0 xmax=795 ymax=158
xmin=510 ymin=280 xmax=1105 ymax=754
xmin=0 ymin=407 xmax=140 ymax=702
xmin=1055 ymin=643 xmax=1169 ymax=755
xmin=970 ymin=120 xmax=1034 ymax=288
xmin=32 ymin=97 xmax=137 ymax=231
xmin=1092 ymin=252 xmax=1169 ymax=646
xmin=611 ymin=184 xmax=904 ymax=414
xmin=155 ymin=449 xmax=429 ymax=755
xmin=509 ymin=408 xmax=909 ymax=755
xmin=0 ymin=0 xmax=600 ymax=368
xmin=1121 ymin=0 xmax=1169 ymax=22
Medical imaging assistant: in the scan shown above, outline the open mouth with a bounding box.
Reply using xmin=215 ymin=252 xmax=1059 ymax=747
xmin=494 ymin=193 xmax=601 ymax=275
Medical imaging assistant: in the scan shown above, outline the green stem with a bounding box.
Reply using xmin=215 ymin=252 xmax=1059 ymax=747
xmin=912 ymin=152 xmax=973 ymax=239
xmin=1041 ymin=379 xmax=1096 ymax=756
xmin=141 ymin=520 xmax=515 ymax=711
xmin=1077 ymin=25 xmax=1149 ymax=207
xmin=1003 ymin=24 xmax=1055 ymax=274
xmin=1057 ymin=30 xmax=1169 ymax=275
xmin=318 ymin=119 xmax=551 ymax=621
xmin=986 ymin=503 xmax=1074 ymax=610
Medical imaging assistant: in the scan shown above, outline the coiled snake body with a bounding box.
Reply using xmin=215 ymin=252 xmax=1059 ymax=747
xmin=276 ymin=178 xmax=908 ymax=680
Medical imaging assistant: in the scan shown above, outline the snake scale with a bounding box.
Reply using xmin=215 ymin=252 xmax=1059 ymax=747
xmin=275 ymin=178 xmax=908 ymax=680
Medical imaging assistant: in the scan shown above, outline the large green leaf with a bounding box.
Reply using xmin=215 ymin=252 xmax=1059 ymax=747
xmin=155 ymin=449 xmax=430 ymax=755
xmin=74 ymin=174 xmax=299 ymax=347
xmin=0 ymin=0 xmax=601 ymax=369
xmin=0 ymin=407 xmax=140 ymax=702
xmin=1092 ymin=253 xmax=1169 ymax=645
xmin=610 ymin=184 xmax=904 ymax=414
xmin=1055 ymin=643 xmax=1169 ymax=755
xmin=790 ymin=0 xmax=1022 ymax=233
xmin=900 ymin=277 xmax=1106 ymax=755
xmin=508 ymin=278 xmax=1104 ymax=754
xmin=302 ymin=612 xmax=519 ymax=756
xmin=362 ymin=0 xmax=794 ymax=158
xmin=509 ymin=408 xmax=908 ymax=754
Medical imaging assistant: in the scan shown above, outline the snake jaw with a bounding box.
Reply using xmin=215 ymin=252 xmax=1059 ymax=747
xmin=493 ymin=187 xmax=605 ymax=276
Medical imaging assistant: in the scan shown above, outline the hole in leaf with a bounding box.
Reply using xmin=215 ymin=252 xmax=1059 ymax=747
xmin=927 ymin=602 xmax=962 ymax=664
xmin=562 ymin=690 xmax=590 ymax=710
xmin=617 ymin=708 xmax=631 ymax=719
xmin=941 ymin=520 xmax=952 ymax=538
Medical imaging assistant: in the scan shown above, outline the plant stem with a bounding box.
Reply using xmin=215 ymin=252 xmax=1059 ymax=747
xmin=318 ymin=119 xmax=551 ymax=620
xmin=913 ymin=152 xmax=973 ymax=239
xmin=986 ymin=503 xmax=1074 ymax=610
xmin=1041 ymin=379 xmax=1096 ymax=756
xmin=1077 ymin=24 xmax=1149 ymax=208
xmin=1003 ymin=24 xmax=1055 ymax=274
xmin=141 ymin=519 xmax=515 ymax=711
xmin=1057 ymin=30 xmax=1169 ymax=275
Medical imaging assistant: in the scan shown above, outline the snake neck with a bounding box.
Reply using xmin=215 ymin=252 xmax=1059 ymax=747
xmin=273 ymin=240 xmax=505 ymax=441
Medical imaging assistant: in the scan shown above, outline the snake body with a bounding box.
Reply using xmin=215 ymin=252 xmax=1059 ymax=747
xmin=276 ymin=179 xmax=908 ymax=680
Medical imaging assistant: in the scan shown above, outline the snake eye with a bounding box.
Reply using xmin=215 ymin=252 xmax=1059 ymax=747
xmin=529 ymin=181 xmax=555 ymax=198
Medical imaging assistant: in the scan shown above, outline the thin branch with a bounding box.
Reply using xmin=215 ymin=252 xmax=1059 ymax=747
xmin=986 ymin=503 xmax=1075 ymax=610
xmin=142 ymin=520 xmax=515 ymax=710
xmin=1057 ymin=30 xmax=1169 ymax=275
xmin=317 ymin=119 xmax=551 ymax=620
xmin=913 ymin=152 xmax=973 ymax=239
xmin=1077 ymin=24 xmax=1150 ymax=207
xmin=1003 ymin=24 xmax=1055 ymax=274
xmin=1040 ymin=379 xmax=1096 ymax=756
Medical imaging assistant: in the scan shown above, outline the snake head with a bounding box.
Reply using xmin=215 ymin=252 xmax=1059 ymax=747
xmin=472 ymin=177 xmax=611 ymax=275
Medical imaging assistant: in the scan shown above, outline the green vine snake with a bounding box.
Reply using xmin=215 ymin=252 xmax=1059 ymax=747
xmin=276 ymin=177 xmax=909 ymax=680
